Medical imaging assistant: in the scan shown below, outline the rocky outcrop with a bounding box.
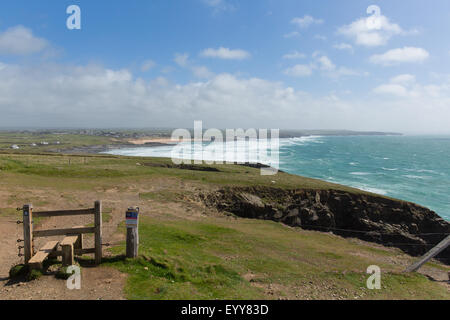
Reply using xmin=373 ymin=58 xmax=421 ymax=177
xmin=202 ymin=186 xmax=450 ymax=263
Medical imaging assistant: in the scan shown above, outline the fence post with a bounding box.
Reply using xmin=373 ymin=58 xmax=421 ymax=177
xmin=94 ymin=200 xmax=102 ymax=265
xmin=126 ymin=207 xmax=139 ymax=258
xmin=23 ymin=204 xmax=33 ymax=264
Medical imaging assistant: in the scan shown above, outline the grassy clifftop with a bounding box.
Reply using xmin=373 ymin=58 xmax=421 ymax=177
xmin=0 ymin=153 xmax=448 ymax=300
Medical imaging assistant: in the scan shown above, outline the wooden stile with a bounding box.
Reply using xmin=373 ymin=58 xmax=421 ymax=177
xmin=23 ymin=204 xmax=33 ymax=264
xmin=28 ymin=241 xmax=59 ymax=270
xmin=33 ymin=227 xmax=95 ymax=238
xmin=68 ymin=225 xmax=84 ymax=250
xmin=23 ymin=201 xmax=103 ymax=268
xmin=94 ymin=200 xmax=102 ymax=265
xmin=33 ymin=208 xmax=95 ymax=218
xmin=62 ymin=243 xmax=74 ymax=267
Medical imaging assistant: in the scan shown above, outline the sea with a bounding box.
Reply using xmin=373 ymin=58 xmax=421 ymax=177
xmin=106 ymin=135 xmax=450 ymax=221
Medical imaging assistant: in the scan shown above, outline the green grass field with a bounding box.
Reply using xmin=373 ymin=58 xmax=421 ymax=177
xmin=106 ymin=216 xmax=449 ymax=300
xmin=0 ymin=149 xmax=448 ymax=300
xmin=0 ymin=132 xmax=118 ymax=153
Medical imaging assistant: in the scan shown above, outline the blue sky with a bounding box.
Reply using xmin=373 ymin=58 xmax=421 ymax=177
xmin=0 ymin=0 xmax=449 ymax=133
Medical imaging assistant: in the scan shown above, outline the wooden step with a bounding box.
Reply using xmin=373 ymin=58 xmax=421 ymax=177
xmin=60 ymin=236 xmax=79 ymax=246
xmin=61 ymin=233 xmax=83 ymax=267
xmin=28 ymin=241 xmax=59 ymax=270
xmin=68 ymin=225 xmax=84 ymax=250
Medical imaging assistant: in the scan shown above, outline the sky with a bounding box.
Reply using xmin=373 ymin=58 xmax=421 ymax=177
xmin=0 ymin=0 xmax=449 ymax=133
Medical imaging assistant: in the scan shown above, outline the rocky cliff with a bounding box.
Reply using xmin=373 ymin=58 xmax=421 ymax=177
xmin=202 ymin=186 xmax=450 ymax=263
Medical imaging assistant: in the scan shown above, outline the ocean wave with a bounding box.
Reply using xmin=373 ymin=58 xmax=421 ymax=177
xmin=404 ymin=168 xmax=436 ymax=174
xmin=382 ymin=167 xmax=398 ymax=171
xmin=355 ymin=186 xmax=388 ymax=195
xmin=403 ymin=174 xmax=429 ymax=180
xmin=281 ymin=136 xmax=324 ymax=147
xmin=350 ymin=172 xmax=372 ymax=176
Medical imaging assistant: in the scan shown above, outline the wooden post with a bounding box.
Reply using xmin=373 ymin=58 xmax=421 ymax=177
xmin=62 ymin=244 xmax=74 ymax=267
xmin=126 ymin=207 xmax=139 ymax=258
xmin=405 ymin=235 xmax=450 ymax=273
xmin=69 ymin=226 xmax=84 ymax=251
xmin=23 ymin=204 xmax=33 ymax=264
xmin=94 ymin=201 xmax=102 ymax=265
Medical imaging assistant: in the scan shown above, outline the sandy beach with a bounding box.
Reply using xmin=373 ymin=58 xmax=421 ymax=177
xmin=127 ymin=137 xmax=177 ymax=145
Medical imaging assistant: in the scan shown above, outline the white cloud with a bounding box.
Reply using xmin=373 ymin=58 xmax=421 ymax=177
xmin=390 ymin=74 xmax=416 ymax=85
xmin=141 ymin=60 xmax=156 ymax=72
xmin=201 ymin=47 xmax=250 ymax=60
xmin=370 ymin=47 xmax=429 ymax=66
xmin=338 ymin=14 xmax=404 ymax=47
xmin=318 ymin=59 xmax=363 ymax=79
xmin=0 ymin=25 xmax=48 ymax=55
xmin=283 ymin=31 xmax=300 ymax=39
xmin=283 ymin=64 xmax=313 ymax=77
xmin=0 ymin=62 xmax=449 ymax=132
xmin=174 ymin=53 xmax=189 ymax=67
xmin=291 ymin=15 xmax=323 ymax=29
xmin=174 ymin=53 xmax=214 ymax=79
xmin=373 ymin=74 xmax=418 ymax=97
xmin=284 ymin=54 xmax=363 ymax=79
xmin=192 ymin=65 xmax=214 ymax=79
xmin=373 ymin=83 xmax=409 ymax=97
xmin=333 ymin=43 xmax=354 ymax=53
xmin=282 ymin=51 xmax=306 ymax=60
xmin=317 ymin=55 xmax=335 ymax=71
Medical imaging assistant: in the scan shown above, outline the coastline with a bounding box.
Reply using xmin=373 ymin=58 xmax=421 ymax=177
xmin=99 ymin=135 xmax=450 ymax=222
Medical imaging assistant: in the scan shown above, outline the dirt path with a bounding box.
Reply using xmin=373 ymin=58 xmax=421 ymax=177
xmin=0 ymin=216 xmax=22 ymax=280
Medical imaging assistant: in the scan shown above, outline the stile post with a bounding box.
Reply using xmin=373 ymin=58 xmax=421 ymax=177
xmin=23 ymin=204 xmax=33 ymax=264
xmin=94 ymin=200 xmax=102 ymax=265
xmin=126 ymin=207 xmax=139 ymax=258
xmin=405 ymin=235 xmax=450 ymax=272
xmin=62 ymin=244 xmax=74 ymax=267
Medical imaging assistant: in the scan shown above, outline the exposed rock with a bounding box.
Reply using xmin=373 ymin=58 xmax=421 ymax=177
xmin=143 ymin=163 xmax=221 ymax=172
xmin=202 ymin=186 xmax=450 ymax=263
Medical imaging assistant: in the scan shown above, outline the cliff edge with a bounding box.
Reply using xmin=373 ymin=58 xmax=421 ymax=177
xmin=203 ymin=186 xmax=450 ymax=263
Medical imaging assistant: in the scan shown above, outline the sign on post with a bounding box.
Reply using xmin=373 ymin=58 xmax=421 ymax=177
xmin=126 ymin=207 xmax=139 ymax=228
xmin=126 ymin=207 xmax=139 ymax=258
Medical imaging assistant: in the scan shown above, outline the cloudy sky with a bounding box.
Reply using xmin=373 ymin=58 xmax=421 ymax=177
xmin=0 ymin=0 xmax=449 ymax=133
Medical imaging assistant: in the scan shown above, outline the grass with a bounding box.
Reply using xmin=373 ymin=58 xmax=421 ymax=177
xmin=104 ymin=216 xmax=449 ymax=300
xmin=0 ymin=153 xmax=385 ymax=196
xmin=9 ymin=264 xmax=43 ymax=281
xmin=0 ymin=150 xmax=448 ymax=300
xmin=0 ymin=132 xmax=118 ymax=153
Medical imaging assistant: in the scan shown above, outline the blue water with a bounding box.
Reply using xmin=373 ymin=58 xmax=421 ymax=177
xmin=278 ymin=135 xmax=450 ymax=220
xmin=107 ymin=135 xmax=450 ymax=220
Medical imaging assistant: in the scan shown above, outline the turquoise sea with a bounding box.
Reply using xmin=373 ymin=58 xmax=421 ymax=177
xmin=107 ymin=135 xmax=450 ymax=220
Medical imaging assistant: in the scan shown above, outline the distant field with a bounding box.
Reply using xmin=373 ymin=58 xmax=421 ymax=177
xmin=0 ymin=132 xmax=118 ymax=153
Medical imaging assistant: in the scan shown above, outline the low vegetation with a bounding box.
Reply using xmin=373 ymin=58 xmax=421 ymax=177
xmin=0 ymin=150 xmax=448 ymax=300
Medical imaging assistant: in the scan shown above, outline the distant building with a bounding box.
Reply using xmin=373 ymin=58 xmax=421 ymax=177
xmin=40 ymin=141 xmax=49 ymax=145
xmin=11 ymin=145 xmax=19 ymax=149
xmin=31 ymin=143 xmax=37 ymax=147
